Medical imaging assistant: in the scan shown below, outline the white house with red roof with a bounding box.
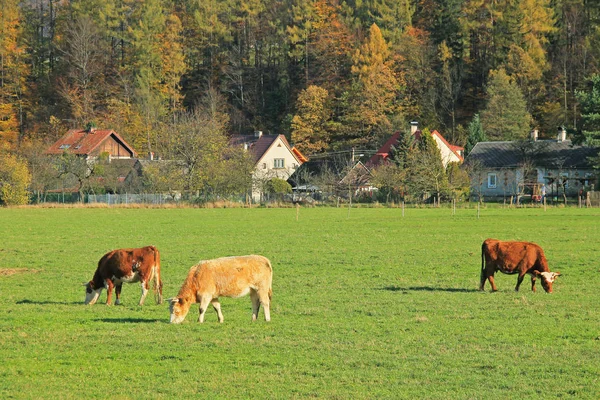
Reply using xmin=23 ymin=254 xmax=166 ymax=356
xmin=367 ymin=122 xmax=464 ymax=169
xmin=232 ymin=131 xmax=307 ymax=201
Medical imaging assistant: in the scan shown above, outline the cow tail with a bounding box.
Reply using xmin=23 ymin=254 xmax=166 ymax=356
xmin=153 ymin=246 xmax=163 ymax=304
xmin=267 ymin=257 xmax=273 ymax=301
xmin=480 ymin=242 xmax=486 ymax=287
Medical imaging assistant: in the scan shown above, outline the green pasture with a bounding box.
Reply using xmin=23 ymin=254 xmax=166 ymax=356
xmin=0 ymin=206 xmax=599 ymax=399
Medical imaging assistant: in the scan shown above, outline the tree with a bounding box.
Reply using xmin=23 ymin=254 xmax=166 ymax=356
xmin=0 ymin=152 xmax=31 ymax=205
xmin=0 ymin=0 xmax=28 ymax=148
xmin=344 ymin=24 xmax=402 ymax=147
xmin=404 ymin=129 xmax=448 ymax=203
xmin=464 ymin=114 xmax=486 ymax=156
xmin=291 ymin=85 xmax=334 ymax=154
xmin=58 ymin=15 xmax=104 ymax=124
xmin=266 ymin=177 xmax=292 ymax=201
xmin=480 ymin=69 xmax=531 ymax=141
xmin=575 ymin=74 xmax=600 ymax=147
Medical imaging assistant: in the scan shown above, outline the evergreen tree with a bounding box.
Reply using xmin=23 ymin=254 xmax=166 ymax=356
xmin=465 ymin=114 xmax=486 ymax=155
xmin=575 ymin=74 xmax=600 ymax=147
xmin=480 ymin=69 xmax=531 ymax=141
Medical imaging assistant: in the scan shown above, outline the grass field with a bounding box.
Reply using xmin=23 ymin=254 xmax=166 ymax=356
xmin=0 ymin=206 xmax=599 ymax=399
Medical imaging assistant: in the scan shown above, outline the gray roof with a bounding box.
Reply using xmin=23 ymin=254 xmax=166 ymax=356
xmin=465 ymin=140 xmax=599 ymax=169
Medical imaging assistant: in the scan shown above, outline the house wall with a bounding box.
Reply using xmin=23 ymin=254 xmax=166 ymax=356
xmin=432 ymin=134 xmax=461 ymax=168
xmin=91 ymin=136 xmax=133 ymax=158
xmin=252 ymin=136 xmax=300 ymax=201
xmin=472 ymin=167 xmax=597 ymax=200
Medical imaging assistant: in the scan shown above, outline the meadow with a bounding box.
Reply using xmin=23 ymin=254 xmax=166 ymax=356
xmin=0 ymin=205 xmax=598 ymax=399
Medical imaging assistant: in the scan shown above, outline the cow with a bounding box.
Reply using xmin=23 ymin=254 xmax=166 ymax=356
xmin=169 ymin=255 xmax=273 ymax=324
xmin=480 ymin=239 xmax=560 ymax=293
xmin=84 ymin=246 xmax=163 ymax=306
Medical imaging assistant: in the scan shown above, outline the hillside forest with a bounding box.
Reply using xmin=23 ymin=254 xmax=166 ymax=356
xmin=2 ymin=0 xmax=600 ymax=204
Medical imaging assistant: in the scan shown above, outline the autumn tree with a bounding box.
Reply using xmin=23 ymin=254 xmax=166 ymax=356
xmin=58 ymin=15 xmax=104 ymax=124
xmin=0 ymin=151 xmax=31 ymax=205
xmin=0 ymin=0 xmax=28 ymax=148
xmin=480 ymin=69 xmax=531 ymax=141
xmin=345 ymin=24 xmax=402 ymax=147
xmin=291 ymin=85 xmax=334 ymax=154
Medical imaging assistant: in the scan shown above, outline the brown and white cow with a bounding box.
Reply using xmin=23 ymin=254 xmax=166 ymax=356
xmin=480 ymin=239 xmax=560 ymax=293
xmin=84 ymin=246 xmax=163 ymax=305
xmin=169 ymin=255 xmax=273 ymax=324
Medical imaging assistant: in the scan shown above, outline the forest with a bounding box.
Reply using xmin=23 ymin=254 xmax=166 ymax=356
xmin=1 ymin=0 xmax=600 ymax=203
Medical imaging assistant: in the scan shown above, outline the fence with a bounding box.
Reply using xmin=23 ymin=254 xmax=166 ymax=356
xmin=86 ymin=193 xmax=178 ymax=205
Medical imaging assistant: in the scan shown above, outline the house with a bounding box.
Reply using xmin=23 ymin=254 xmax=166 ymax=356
xmin=367 ymin=122 xmax=464 ymax=169
xmin=464 ymin=128 xmax=599 ymax=202
xmin=45 ymin=128 xmax=137 ymax=159
xmin=45 ymin=128 xmax=139 ymax=195
xmin=232 ymin=131 xmax=307 ymax=201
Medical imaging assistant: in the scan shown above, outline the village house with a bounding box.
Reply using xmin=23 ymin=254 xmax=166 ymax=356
xmin=366 ymin=122 xmax=464 ymax=169
xmin=45 ymin=128 xmax=139 ymax=196
xmin=464 ymin=128 xmax=599 ymax=202
xmin=232 ymin=131 xmax=307 ymax=202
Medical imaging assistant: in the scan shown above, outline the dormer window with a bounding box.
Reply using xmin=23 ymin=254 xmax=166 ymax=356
xmin=59 ymin=144 xmax=71 ymax=149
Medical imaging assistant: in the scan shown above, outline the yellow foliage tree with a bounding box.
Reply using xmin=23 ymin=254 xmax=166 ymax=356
xmin=291 ymin=85 xmax=333 ymax=154
xmin=0 ymin=0 xmax=28 ymax=149
xmin=0 ymin=152 xmax=31 ymax=205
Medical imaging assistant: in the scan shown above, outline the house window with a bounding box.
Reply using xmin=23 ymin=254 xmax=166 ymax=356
xmin=487 ymin=173 xmax=497 ymax=189
xmin=262 ymin=163 xmax=267 ymax=169
xmin=274 ymin=158 xmax=285 ymax=169
xmin=59 ymin=144 xmax=71 ymax=149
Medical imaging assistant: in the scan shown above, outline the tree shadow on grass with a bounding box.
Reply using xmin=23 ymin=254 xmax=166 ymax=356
xmin=382 ymin=286 xmax=479 ymax=293
xmin=16 ymin=299 xmax=81 ymax=305
xmin=96 ymin=318 xmax=164 ymax=324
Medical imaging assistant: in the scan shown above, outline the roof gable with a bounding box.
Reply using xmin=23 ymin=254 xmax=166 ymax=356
xmin=367 ymin=129 xmax=463 ymax=167
xmin=45 ymin=129 xmax=137 ymax=158
xmin=232 ymin=134 xmax=303 ymax=166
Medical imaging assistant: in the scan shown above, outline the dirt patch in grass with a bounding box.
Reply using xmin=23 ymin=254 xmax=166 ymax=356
xmin=0 ymin=268 xmax=40 ymax=277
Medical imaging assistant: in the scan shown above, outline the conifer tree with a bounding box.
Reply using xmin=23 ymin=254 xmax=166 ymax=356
xmin=480 ymin=69 xmax=531 ymax=141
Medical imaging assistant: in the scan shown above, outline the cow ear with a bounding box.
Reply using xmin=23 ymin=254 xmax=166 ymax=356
xmin=533 ymin=270 xmax=541 ymax=276
xmin=554 ymin=271 xmax=561 ymax=276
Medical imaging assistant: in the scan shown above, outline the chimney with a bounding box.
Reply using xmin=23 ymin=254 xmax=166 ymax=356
xmin=254 ymin=130 xmax=263 ymax=138
xmin=149 ymin=152 xmax=154 ymax=160
xmin=530 ymin=129 xmax=538 ymax=141
xmin=410 ymin=121 xmax=419 ymax=135
xmin=557 ymin=126 xmax=567 ymax=142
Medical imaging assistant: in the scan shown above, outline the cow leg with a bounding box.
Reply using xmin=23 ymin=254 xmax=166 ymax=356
xmin=515 ymin=273 xmax=526 ymax=292
xmin=487 ymin=274 xmax=498 ymax=292
xmin=138 ymin=280 xmax=149 ymax=306
xmin=198 ymin=296 xmax=212 ymax=323
xmin=257 ymin=289 xmax=271 ymax=322
xmin=105 ymin=280 xmax=114 ymax=305
xmin=530 ymin=274 xmax=537 ymax=292
xmin=250 ymin=290 xmax=260 ymax=322
xmin=211 ymin=299 xmax=224 ymax=323
xmin=115 ymin=283 xmax=123 ymax=305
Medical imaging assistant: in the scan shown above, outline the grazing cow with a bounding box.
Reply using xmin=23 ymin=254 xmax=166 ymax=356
xmin=84 ymin=246 xmax=163 ymax=305
xmin=480 ymin=239 xmax=560 ymax=293
xmin=169 ymin=255 xmax=273 ymax=324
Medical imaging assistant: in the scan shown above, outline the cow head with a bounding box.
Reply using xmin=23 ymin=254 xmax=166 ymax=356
xmin=168 ymin=297 xmax=190 ymax=324
xmin=535 ymin=271 xmax=561 ymax=293
xmin=83 ymin=281 xmax=103 ymax=305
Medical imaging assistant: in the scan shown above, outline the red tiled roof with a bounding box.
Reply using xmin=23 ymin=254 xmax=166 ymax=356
xmin=366 ymin=129 xmax=464 ymax=167
xmin=45 ymin=129 xmax=137 ymax=157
